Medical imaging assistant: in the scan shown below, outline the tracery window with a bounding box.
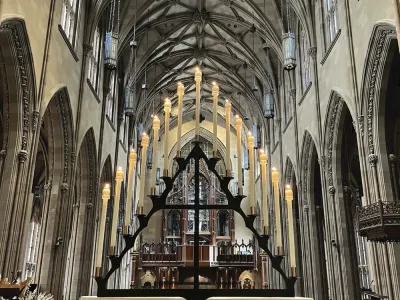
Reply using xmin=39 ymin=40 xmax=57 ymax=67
xmin=324 ymin=0 xmax=339 ymax=43
xmin=60 ymin=0 xmax=80 ymax=46
xmin=167 ymin=210 xmax=181 ymax=237
xmin=88 ymin=26 xmax=101 ymax=90
xmin=188 ymin=174 xmax=210 ymax=233
xmin=24 ymin=187 xmax=43 ymax=280
xmin=217 ymin=210 xmax=229 ymax=236
xmin=106 ymin=71 xmax=116 ymax=121
xmin=300 ymin=28 xmax=310 ymax=91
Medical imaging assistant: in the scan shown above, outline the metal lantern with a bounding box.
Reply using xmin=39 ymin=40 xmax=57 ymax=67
xmin=282 ymin=32 xmax=296 ymax=70
xmin=105 ymin=31 xmax=118 ymax=69
xmin=264 ymin=90 xmax=275 ymax=119
xmin=125 ymin=88 xmax=135 ymax=116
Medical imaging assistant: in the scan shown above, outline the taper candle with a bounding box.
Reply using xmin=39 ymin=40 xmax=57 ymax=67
xmin=163 ymin=98 xmax=171 ymax=176
xmin=225 ymin=100 xmax=231 ymax=176
xmin=259 ymin=149 xmax=268 ymax=235
xmin=271 ymin=167 xmax=282 ymax=255
xmin=285 ymin=185 xmax=296 ymax=276
xmin=110 ymin=167 xmax=124 ymax=255
xmin=194 ymin=67 xmax=202 ymax=140
xmin=212 ymin=82 xmax=219 ymax=157
xmin=248 ymin=131 xmax=255 ymax=214
xmin=235 ymin=115 xmax=243 ymax=195
xmin=124 ymin=149 xmax=137 ymax=234
xmin=96 ymin=184 xmax=111 ymax=276
xmin=151 ymin=116 xmax=160 ymax=194
xmin=138 ymin=132 xmax=149 ymax=214
xmin=176 ymin=82 xmax=185 ymax=157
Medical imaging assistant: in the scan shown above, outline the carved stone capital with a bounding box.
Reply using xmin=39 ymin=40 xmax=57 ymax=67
xmin=389 ymin=154 xmax=397 ymax=163
xmin=328 ymin=185 xmax=336 ymax=195
xmin=0 ymin=150 xmax=6 ymax=158
xmin=32 ymin=111 xmax=40 ymax=133
xmin=357 ymin=115 xmax=364 ymax=136
xmin=71 ymin=152 xmax=76 ymax=164
xmin=307 ymin=47 xmax=317 ymax=60
xmin=61 ymin=183 xmax=69 ymax=192
xmin=83 ymin=44 xmax=93 ymax=56
xmin=303 ymin=205 xmax=309 ymax=213
xmin=18 ymin=150 xmax=28 ymax=163
xmin=369 ymin=154 xmax=378 ymax=166
xmin=44 ymin=182 xmax=52 ymax=190
xmin=343 ymin=185 xmax=351 ymax=195
xmin=289 ymin=89 xmax=296 ymax=99
xmin=319 ymin=155 xmax=326 ymax=171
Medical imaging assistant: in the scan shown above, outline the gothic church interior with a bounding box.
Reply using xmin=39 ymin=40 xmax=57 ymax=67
xmin=0 ymin=0 xmax=399 ymax=300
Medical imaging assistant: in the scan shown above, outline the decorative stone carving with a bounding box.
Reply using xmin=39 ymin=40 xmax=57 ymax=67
xmin=83 ymin=44 xmax=93 ymax=56
xmin=58 ymin=93 xmax=70 ymax=183
xmin=0 ymin=150 xmax=6 ymax=158
xmin=18 ymin=150 xmax=28 ymax=163
xmin=0 ymin=24 xmax=31 ymax=151
xmin=61 ymin=183 xmax=69 ymax=192
xmin=358 ymin=115 xmax=364 ymax=137
xmin=327 ymin=94 xmax=342 ymax=186
xmin=343 ymin=185 xmax=351 ymax=195
xmin=32 ymin=111 xmax=40 ymax=133
xmin=87 ymin=203 xmax=93 ymax=210
xmin=389 ymin=154 xmax=397 ymax=163
xmin=72 ymin=203 xmax=80 ymax=210
xmin=0 ymin=49 xmax=10 ymax=150
xmin=307 ymin=47 xmax=317 ymax=60
xmin=71 ymin=151 xmax=76 ymax=164
xmin=366 ymin=29 xmax=396 ymax=155
xmin=303 ymin=205 xmax=309 ymax=213
xmin=328 ymin=186 xmax=336 ymax=195
xmin=44 ymin=182 xmax=52 ymax=190
xmin=193 ymin=11 xmax=208 ymax=28
xmin=369 ymin=154 xmax=378 ymax=166
xmin=302 ymin=134 xmax=312 ymax=206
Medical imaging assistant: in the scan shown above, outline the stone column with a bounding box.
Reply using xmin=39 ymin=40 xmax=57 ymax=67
xmin=0 ymin=150 xmax=6 ymax=180
xmin=389 ymin=154 xmax=399 ymax=200
xmin=392 ymin=0 xmax=400 ymax=52
xmin=369 ymin=154 xmax=394 ymax=299
xmin=2 ymin=150 xmax=28 ymax=277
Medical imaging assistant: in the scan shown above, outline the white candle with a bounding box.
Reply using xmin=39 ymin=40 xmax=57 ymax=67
xmin=225 ymin=100 xmax=231 ymax=175
xmin=259 ymin=149 xmax=268 ymax=235
xmin=96 ymin=184 xmax=110 ymax=275
xmin=163 ymin=98 xmax=172 ymax=176
xmin=248 ymin=131 xmax=255 ymax=214
xmin=124 ymin=149 xmax=137 ymax=234
xmin=176 ymin=82 xmax=185 ymax=157
xmin=194 ymin=67 xmax=202 ymax=140
xmin=285 ymin=185 xmax=296 ymax=274
xmin=110 ymin=167 xmax=124 ymax=255
xmin=272 ymin=167 xmax=282 ymax=255
xmin=212 ymin=82 xmax=219 ymax=157
xmin=151 ymin=116 xmax=160 ymax=194
xmin=138 ymin=133 xmax=149 ymax=214
xmin=235 ymin=115 xmax=243 ymax=195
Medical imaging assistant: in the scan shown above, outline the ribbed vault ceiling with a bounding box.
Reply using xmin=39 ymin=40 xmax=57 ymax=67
xmin=116 ymin=0 xmax=288 ymax=131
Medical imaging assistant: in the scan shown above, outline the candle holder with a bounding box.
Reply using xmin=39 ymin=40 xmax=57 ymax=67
xmin=94 ymin=142 xmax=296 ymax=298
xmin=290 ymin=267 xmax=296 ymax=279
